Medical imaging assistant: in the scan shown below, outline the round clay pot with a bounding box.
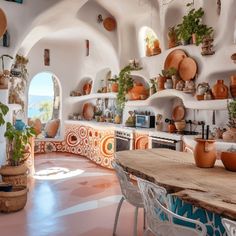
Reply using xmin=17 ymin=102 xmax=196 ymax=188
xmin=129 ymin=83 xmax=148 ymax=100
xmin=221 ymin=151 xmax=236 ymax=172
xmin=230 ymin=75 xmax=236 ymax=98
xmin=212 ymin=80 xmax=228 ymax=99
xmin=194 ymin=138 xmax=216 ymax=168
xmin=83 ymin=82 xmax=92 ymax=95
xmin=222 ymin=128 xmax=236 ymax=142
xmin=111 ymin=82 xmax=118 ymax=93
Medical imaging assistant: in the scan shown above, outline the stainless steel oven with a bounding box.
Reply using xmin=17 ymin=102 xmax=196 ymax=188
xmin=148 ymin=131 xmax=183 ymax=151
xmin=150 ymin=136 xmax=182 ymax=151
xmin=114 ymin=130 xmax=134 ymax=152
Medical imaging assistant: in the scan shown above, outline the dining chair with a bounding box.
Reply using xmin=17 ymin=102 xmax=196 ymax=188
xmin=222 ymin=218 xmax=236 ymax=236
xmin=111 ymin=160 xmax=144 ymax=236
xmin=137 ymin=177 xmax=207 ymax=236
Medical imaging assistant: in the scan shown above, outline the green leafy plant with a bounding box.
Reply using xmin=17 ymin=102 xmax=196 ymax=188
xmin=116 ymin=65 xmax=134 ymax=113
xmin=176 ymin=4 xmax=213 ymax=45
xmin=160 ymin=67 xmax=177 ymax=78
xmin=0 ymin=102 xmax=9 ymax=126
xmin=4 ymin=122 xmax=35 ymax=166
xmin=227 ymin=99 xmax=236 ymax=129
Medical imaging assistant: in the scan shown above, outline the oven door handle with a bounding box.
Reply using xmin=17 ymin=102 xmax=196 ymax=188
xmin=115 ymin=137 xmax=130 ymax=141
xmin=151 ymin=137 xmax=177 ymax=144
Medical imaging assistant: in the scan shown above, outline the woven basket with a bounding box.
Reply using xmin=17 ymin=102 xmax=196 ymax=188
xmin=2 ymin=174 xmax=27 ymax=187
xmin=0 ymin=186 xmax=28 ymax=213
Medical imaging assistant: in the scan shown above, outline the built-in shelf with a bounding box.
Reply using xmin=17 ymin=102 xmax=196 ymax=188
xmin=125 ymin=89 xmax=230 ymax=110
xmin=66 ymin=92 xmax=117 ymax=104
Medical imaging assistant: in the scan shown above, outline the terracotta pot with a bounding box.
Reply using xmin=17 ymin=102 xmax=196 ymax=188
xmin=0 ymin=74 xmax=8 ymax=89
xmin=83 ymin=82 xmax=92 ymax=95
xmin=168 ymin=124 xmax=176 ymax=133
xmin=156 ymin=76 xmax=167 ymax=91
xmin=230 ymin=75 xmax=236 ymax=98
xmin=212 ymin=80 xmax=228 ymax=99
xmin=111 ymin=82 xmax=118 ymax=93
xmin=222 ymin=128 xmax=236 ymax=142
xmin=194 ymin=138 xmax=216 ymax=168
xmin=129 ymin=83 xmax=148 ymax=100
xmin=152 ymin=39 xmax=161 ymax=55
xmin=221 ymin=151 xmax=236 ymax=172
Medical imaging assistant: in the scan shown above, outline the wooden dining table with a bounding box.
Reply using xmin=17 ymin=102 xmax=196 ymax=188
xmin=115 ymin=148 xmax=236 ymax=220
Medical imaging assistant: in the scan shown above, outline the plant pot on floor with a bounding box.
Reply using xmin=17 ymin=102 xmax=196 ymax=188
xmin=0 ymin=164 xmax=28 ymax=187
xmin=0 ymin=185 xmax=28 ymax=213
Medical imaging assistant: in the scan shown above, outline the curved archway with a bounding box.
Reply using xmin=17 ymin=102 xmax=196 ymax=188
xmin=27 ymin=72 xmax=62 ymax=138
xmin=138 ymin=26 xmax=160 ymax=57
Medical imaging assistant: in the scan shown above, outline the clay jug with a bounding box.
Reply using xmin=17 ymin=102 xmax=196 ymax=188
xmin=83 ymin=82 xmax=92 ymax=95
xmin=212 ymin=80 xmax=228 ymax=99
xmin=168 ymin=124 xmax=176 ymax=133
xmin=194 ymin=138 xmax=216 ymax=168
xmin=230 ymin=75 xmax=236 ymax=98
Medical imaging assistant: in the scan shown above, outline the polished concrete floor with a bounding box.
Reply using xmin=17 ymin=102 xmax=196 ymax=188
xmin=0 ymin=153 xmax=144 ymax=236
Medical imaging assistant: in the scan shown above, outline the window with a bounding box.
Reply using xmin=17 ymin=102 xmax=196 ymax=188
xmin=28 ymin=72 xmax=61 ymax=137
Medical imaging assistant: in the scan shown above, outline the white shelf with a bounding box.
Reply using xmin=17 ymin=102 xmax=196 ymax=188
xmin=126 ymin=89 xmax=230 ymax=110
xmin=66 ymin=92 xmax=117 ymax=104
xmin=130 ymin=69 xmax=149 ymax=82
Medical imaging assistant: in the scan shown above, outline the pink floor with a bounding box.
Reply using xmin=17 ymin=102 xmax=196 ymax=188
xmin=0 ymin=153 xmax=145 ymax=236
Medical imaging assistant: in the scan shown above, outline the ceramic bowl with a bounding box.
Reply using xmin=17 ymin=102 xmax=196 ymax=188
xmin=221 ymin=152 xmax=236 ymax=172
xmin=174 ymin=120 xmax=186 ymax=131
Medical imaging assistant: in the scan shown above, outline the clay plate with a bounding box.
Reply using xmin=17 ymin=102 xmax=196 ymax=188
xmin=103 ymin=17 xmax=116 ymax=31
xmin=0 ymin=8 xmax=7 ymax=38
xmin=172 ymin=105 xmax=185 ymax=121
xmin=179 ymin=57 xmax=197 ymax=81
xmin=164 ymin=49 xmax=187 ymax=70
xmin=82 ymin=103 xmax=94 ymax=120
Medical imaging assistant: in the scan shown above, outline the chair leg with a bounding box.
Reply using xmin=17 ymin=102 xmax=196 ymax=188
xmin=133 ymin=207 xmax=139 ymax=236
xmin=113 ymin=196 xmax=125 ymax=236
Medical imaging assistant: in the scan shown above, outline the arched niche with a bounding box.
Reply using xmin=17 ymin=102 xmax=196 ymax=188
xmin=138 ymin=26 xmax=161 ymax=57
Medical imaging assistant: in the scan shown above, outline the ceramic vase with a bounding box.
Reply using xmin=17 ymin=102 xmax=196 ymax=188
xmin=164 ymin=78 xmax=173 ymax=89
xmin=194 ymin=138 xmax=216 ymax=168
xmin=230 ymin=75 xmax=236 ymax=98
xmin=212 ymin=80 xmax=228 ymax=99
xmin=156 ymin=76 xmax=166 ymax=91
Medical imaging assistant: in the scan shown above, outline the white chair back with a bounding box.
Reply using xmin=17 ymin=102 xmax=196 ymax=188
xmin=222 ymin=218 xmax=236 ymax=236
xmin=137 ymin=178 xmax=207 ymax=236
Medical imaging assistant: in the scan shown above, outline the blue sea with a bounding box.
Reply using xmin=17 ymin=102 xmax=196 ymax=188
xmin=28 ymin=95 xmax=53 ymax=118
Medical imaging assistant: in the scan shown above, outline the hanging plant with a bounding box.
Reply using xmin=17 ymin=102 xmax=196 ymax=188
xmin=0 ymin=102 xmax=9 ymax=126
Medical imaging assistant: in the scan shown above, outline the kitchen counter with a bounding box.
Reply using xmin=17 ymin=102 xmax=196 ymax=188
xmin=116 ymin=148 xmax=236 ymax=235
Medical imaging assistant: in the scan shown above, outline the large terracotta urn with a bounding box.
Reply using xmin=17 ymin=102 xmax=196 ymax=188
xmin=212 ymin=80 xmax=228 ymax=99
xmin=194 ymin=138 xmax=216 ymax=168
xmin=230 ymin=75 xmax=236 ymax=98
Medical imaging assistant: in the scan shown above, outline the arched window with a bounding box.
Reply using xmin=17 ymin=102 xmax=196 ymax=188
xmin=28 ymin=72 xmax=61 ymax=138
xmin=139 ymin=26 xmax=161 ymax=57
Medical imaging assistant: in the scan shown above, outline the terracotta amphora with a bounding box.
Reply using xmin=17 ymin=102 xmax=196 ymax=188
xmin=212 ymin=80 xmax=228 ymax=99
xmin=194 ymin=138 xmax=216 ymax=168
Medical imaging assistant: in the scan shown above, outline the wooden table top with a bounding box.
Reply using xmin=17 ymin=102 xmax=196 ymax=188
xmin=115 ymin=148 xmax=236 ymax=219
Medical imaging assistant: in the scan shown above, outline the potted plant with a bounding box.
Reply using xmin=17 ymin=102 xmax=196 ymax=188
xmin=176 ymin=3 xmax=213 ymax=46
xmin=167 ymin=26 xmax=178 ymax=48
xmin=116 ymin=65 xmax=134 ymax=113
xmin=222 ymin=100 xmax=236 ymax=142
xmin=0 ymin=122 xmax=35 ymax=186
